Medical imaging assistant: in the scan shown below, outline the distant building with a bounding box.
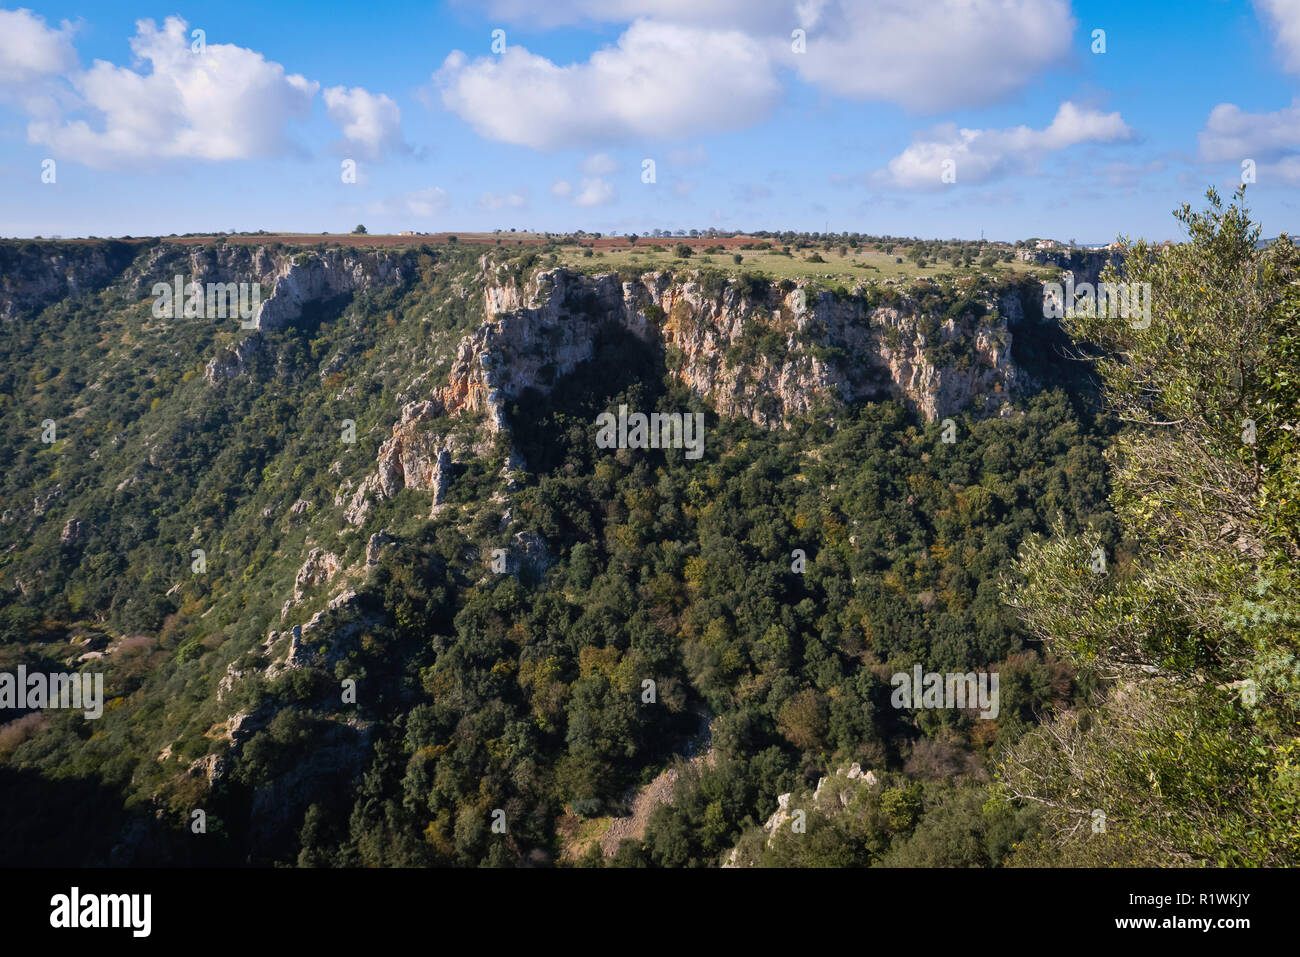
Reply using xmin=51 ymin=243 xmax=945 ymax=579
xmin=398 ymin=230 xmax=416 ymax=236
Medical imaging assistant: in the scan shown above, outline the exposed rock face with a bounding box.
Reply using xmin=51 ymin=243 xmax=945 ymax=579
xmin=377 ymin=402 xmax=451 ymax=498
xmin=144 ymin=244 xmax=418 ymax=382
xmin=204 ymin=332 xmax=262 ymax=383
xmin=814 ymin=762 xmax=878 ymax=807
xmin=332 ymin=265 xmax=1040 ymax=555
xmin=722 ymin=761 xmax=882 ymax=866
xmin=343 ymin=476 xmax=380 ymax=526
xmin=292 ymin=547 xmax=342 ymax=603
xmin=0 ymin=241 xmax=138 ymax=322
xmin=763 ymin=792 xmax=796 ymax=841
xmin=436 ymin=268 xmax=1029 ymax=429
xmin=265 ymin=588 xmax=373 ymax=680
xmin=59 ymin=518 xmax=86 ymax=545
xmin=250 ymin=248 xmax=413 ymax=332
xmin=131 ymin=242 xmax=418 ymax=330
xmin=365 ymin=531 xmax=395 ymax=566
xmin=226 ymin=707 xmax=270 ymax=745
xmin=187 ymin=751 xmax=230 ymax=786
xmin=344 ymin=400 xmax=456 ymax=524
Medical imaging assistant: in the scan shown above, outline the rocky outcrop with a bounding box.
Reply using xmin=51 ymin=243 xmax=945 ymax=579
xmin=290 ymin=547 xmax=341 ymax=602
xmin=265 ymin=587 xmax=373 ymax=680
xmin=375 ymin=402 xmax=452 ymax=499
xmin=335 ymin=265 xmax=1036 ymax=550
xmin=187 ymin=752 xmax=228 ymax=786
xmin=344 ymin=400 xmax=458 ymax=524
xmin=204 ymin=330 xmax=262 ymax=382
xmin=0 ymin=240 xmax=139 ymax=322
xmin=434 ymin=267 xmax=1028 ymax=430
xmin=365 ymin=531 xmax=395 ymax=566
xmin=131 ymin=242 xmax=418 ymax=329
xmin=249 ymin=248 xmax=414 ymax=332
xmin=723 ymin=762 xmax=881 ymax=867
xmin=2 ymin=239 xmax=418 ymax=329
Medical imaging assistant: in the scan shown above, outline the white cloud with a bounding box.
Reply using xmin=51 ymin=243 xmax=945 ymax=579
xmin=1198 ymin=99 xmax=1300 ymax=162
xmin=473 ymin=0 xmax=785 ymax=28
xmin=1272 ymin=155 xmax=1300 ymax=182
xmin=550 ymin=158 xmax=617 ymax=206
xmin=787 ymin=0 xmax=1074 ymax=112
xmin=471 ymin=1 xmax=1072 ymax=114
xmin=26 ymin=16 xmax=318 ymax=166
xmin=479 ymin=189 xmax=529 ymax=210
xmin=367 ymin=186 xmax=451 ymax=218
xmin=434 ymin=19 xmax=780 ymax=149
xmin=403 ymin=187 xmax=451 ymax=216
xmin=877 ymin=102 xmax=1133 ymax=190
xmin=0 ymin=8 xmax=77 ymax=87
xmin=573 ymin=177 xmax=615 ymax=206
xmin=1254 ymin=0 xmax=1300 ymax=72
xmin=323 ymin=85 xmax=404 ymax=158
xmin=1199 ymin=98 xmax=1300 ymax=183
xmin=780 ymin=0 xmax=1076 ymax=111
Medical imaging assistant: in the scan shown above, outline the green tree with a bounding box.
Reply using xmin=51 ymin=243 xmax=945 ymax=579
xmin=996 ymin=187 xmax=1300 ymax=866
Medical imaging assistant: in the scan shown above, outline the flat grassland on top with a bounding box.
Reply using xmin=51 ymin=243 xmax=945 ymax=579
xmin=553 ymin=243 xmax=1058 ymax=285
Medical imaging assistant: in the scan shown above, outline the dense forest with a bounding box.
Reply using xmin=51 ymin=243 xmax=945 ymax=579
xmin=0 ymin=188 xmax=1293 ymax=867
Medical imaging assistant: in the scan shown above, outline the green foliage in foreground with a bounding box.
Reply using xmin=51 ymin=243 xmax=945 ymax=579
xmin=997 ymin=188 xmax=1300 ymax=866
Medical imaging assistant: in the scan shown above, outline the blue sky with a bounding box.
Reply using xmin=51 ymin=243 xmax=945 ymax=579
xmin=1 ymin=0 xmax=1297 ymax=241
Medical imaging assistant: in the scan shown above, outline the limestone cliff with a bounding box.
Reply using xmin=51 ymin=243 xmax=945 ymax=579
xmin=435 ymin=266 xmax=1028 ymax=431
xmin=0 ymin=240 xmax=138 ymax=321
xmin=131 ymin=242 xmax=418 ymax=332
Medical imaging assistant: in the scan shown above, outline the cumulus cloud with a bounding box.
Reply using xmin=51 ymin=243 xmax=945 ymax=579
xmin=877 ymin=102 xmax=1133 ymax=190
xmin=1254 ymin=0 xmax=1300 ymax=73
xmin=1199 ymin=98 xmax=1300 ymax=183
xmin=324 ymin=85 xmax=405 ymax=158
xmin=787 ymin=0 xmax=1074 ymax=112
xmin=464 ymin=1 xmax=1073 ymax=114
xmin=548 ymin=153 xmax=619 ymax=206
xmin=0 ymin=8 xmax=77 ymax=88
xmin=26 ymin=16 xmax=318 ymax=166
xmin=573 ymin=177 xmax=615 ymax=206
xmin=471 ymin=0 xmax=785 ymax=28
xmin=434 ymin=19 xmax=781 ymax=149
xmin=1198 ymin=99 xmax=1300 ymax=162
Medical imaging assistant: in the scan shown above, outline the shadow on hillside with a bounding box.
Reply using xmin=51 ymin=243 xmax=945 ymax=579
xmin=0 ymin=766 xmax=235 ymax=867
